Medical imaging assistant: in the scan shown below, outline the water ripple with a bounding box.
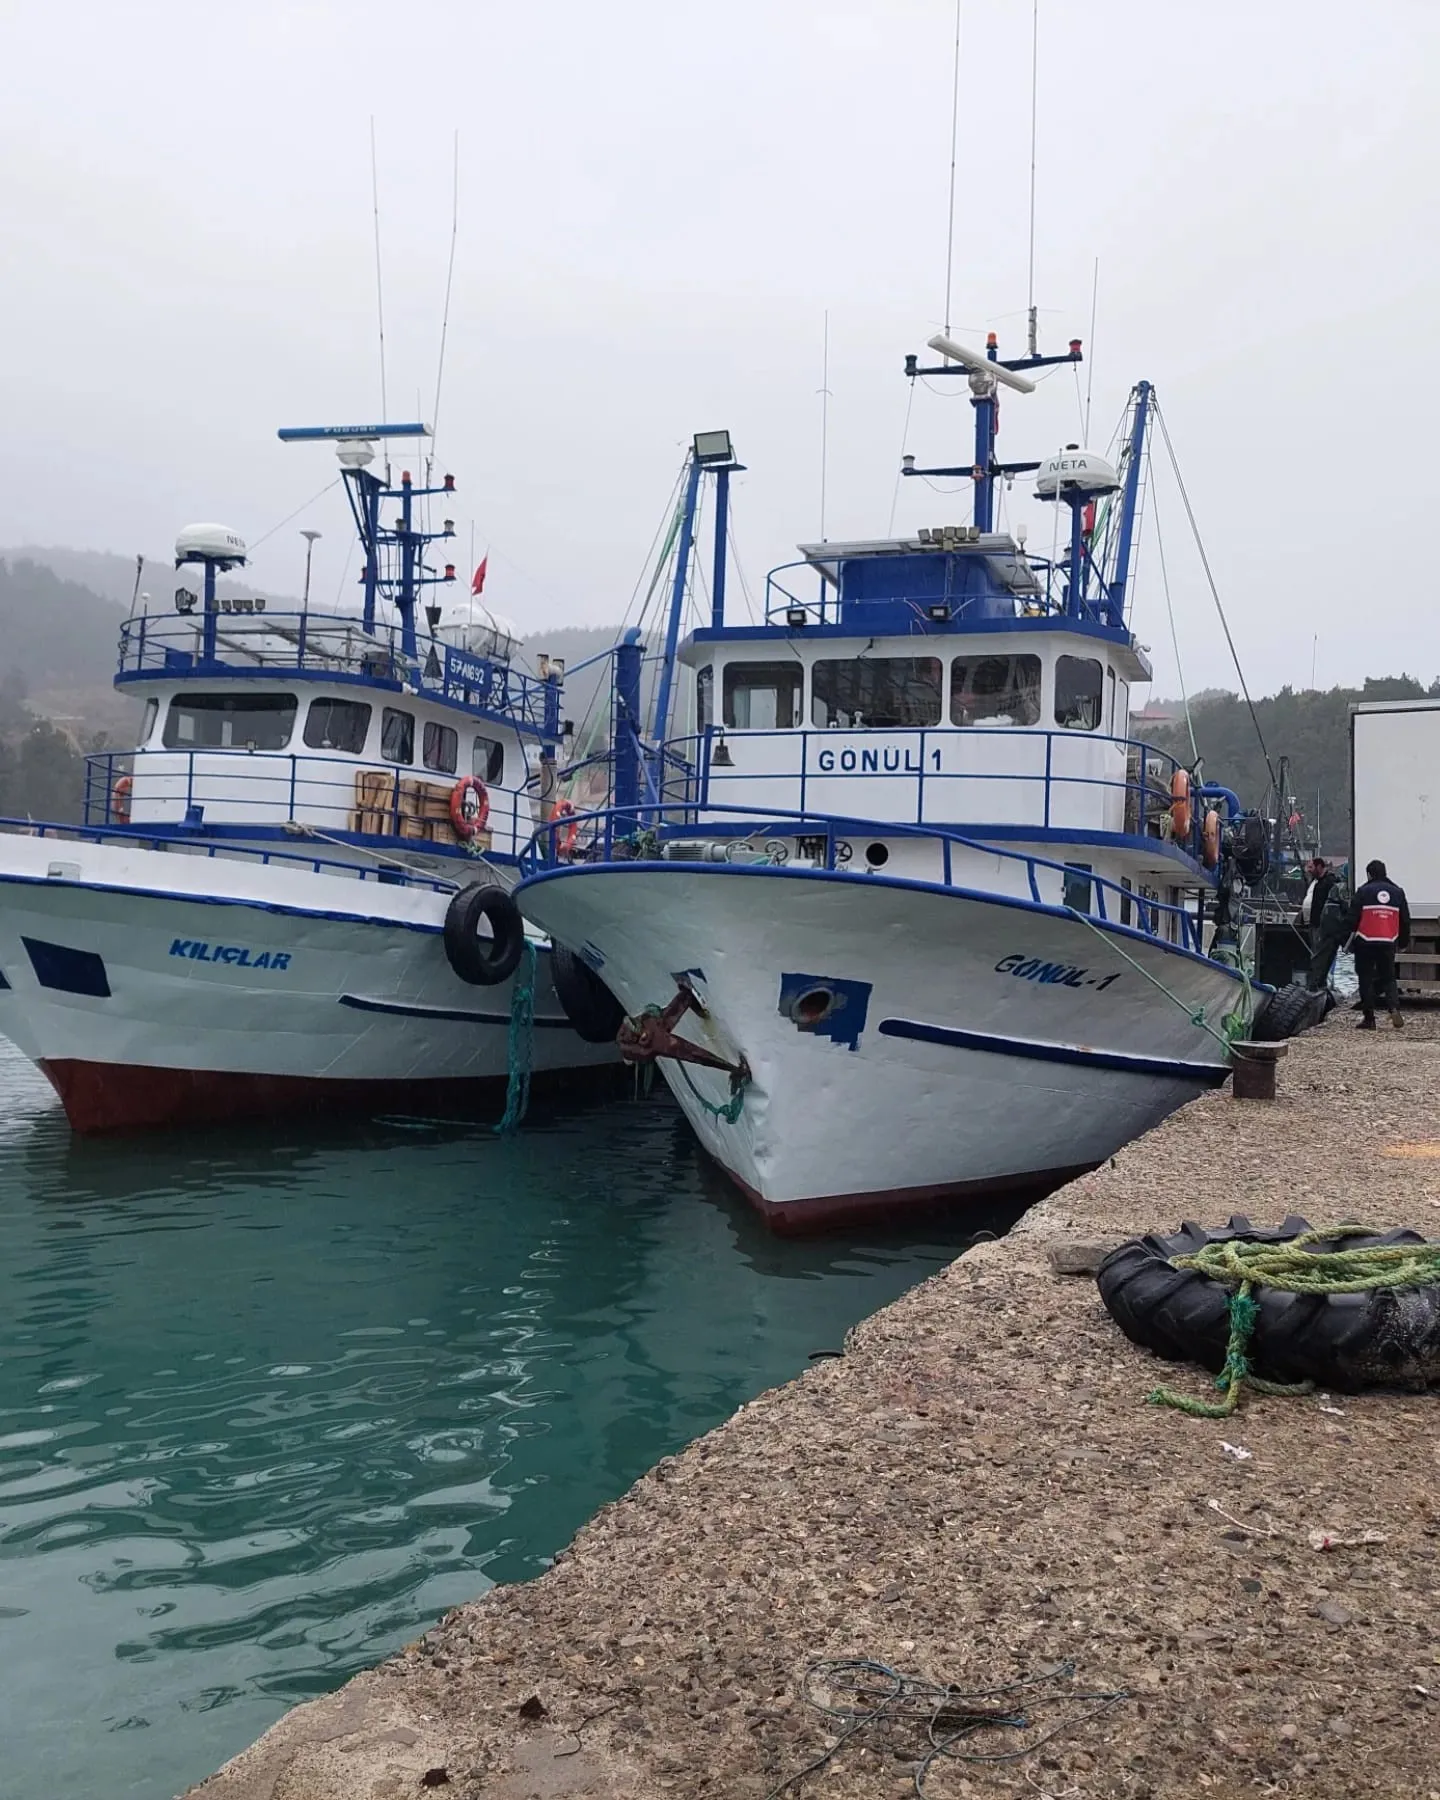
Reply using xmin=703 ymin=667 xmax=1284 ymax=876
xmin=0 ymin=1039 xmax=1013 ymax=1799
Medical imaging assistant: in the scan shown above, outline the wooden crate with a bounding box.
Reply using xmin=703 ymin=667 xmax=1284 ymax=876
xmin=1397 ymin=919 xmax=1440 ymax=998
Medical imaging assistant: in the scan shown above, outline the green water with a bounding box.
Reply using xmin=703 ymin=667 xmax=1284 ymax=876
xmin=0 ymin=1043 xmax=1003 ymax=1798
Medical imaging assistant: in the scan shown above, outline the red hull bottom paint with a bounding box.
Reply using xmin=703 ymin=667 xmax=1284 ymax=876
xmin=717 ymin=1156 xmax=1100 ymax=1236
xmin=38 ymin=1058 xmax=623 ymax=1134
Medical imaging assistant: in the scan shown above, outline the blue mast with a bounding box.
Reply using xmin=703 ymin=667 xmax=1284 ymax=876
xmin=651 ymin=455 xmax=702 ymax=749
xmin=1108 ymin=380 xmax=1152 ymax=623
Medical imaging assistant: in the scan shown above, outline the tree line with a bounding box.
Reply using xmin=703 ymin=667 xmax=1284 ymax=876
xmin=1138 ymin=676 xmax=1440 ymax=857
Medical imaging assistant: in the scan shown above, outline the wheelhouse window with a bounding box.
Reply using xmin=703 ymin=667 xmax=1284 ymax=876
xmin=950 ymin=654 xmax=1041 ymax=727
xmin=380 ymin=707 xmax=415 ymax=764
xmin=423 ymin=720 xmax=459 ymax=775
xmin=473 ymin=735 xmax=505 ymax=783
xmin=723 ymin=661 xmax=801 ymax=730
xmin=303 ymin=697 xmax=372 ymax=754
xmin=1054 ymin=655 xmax=1104 ymax=731
xmin=139 ymin=698 xmax=158 ymax=745
xmin=162 ymin=692 xmax=296 ymax=751
xmin=811 ymin=657 xmax=942 ymax=728
xmin=696 ymin=665 xmax=714 ymax=732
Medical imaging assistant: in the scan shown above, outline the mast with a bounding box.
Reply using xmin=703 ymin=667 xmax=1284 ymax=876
xmin=1108 ymin=380 xmax=1151 ymax=623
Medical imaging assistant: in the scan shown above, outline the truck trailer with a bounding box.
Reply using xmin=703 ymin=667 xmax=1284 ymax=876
xmin=1351 ymin=698 xmax=1440 ymax=997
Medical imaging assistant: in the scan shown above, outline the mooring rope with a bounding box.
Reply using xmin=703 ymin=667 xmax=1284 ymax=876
xmin=492 ymin=938 xmax=536 ymax=1136
xmin=1063 ymin=906 xmax=1236 ymax=1051
xmin=1150 ymin=1227 xmax=1440 ymax=1417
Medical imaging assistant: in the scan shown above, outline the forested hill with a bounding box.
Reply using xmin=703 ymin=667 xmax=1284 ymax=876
xmin=1138 ymin=676 xmax=1440 ymax=857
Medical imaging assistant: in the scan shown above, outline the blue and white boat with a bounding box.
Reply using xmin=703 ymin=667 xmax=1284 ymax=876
xmin=0 ymin=423 xmax=614 ymax=1130
xmin=516 ymin=339 xmax=1259 ymax=1230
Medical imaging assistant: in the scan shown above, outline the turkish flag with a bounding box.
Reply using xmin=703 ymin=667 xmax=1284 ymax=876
xmin=471 ymin=557 xmax=488 ymax=596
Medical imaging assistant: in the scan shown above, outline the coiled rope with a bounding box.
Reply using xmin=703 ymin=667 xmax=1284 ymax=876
xmin=1150 ymin=1226 xmax=1440 ymax=1417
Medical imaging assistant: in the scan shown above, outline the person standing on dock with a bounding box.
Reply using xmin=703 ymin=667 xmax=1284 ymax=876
xmin=1301 ymin=855 xmax=1342 ymax=990
xmin=1346 ymin=860 xmax=1410 ymax=1030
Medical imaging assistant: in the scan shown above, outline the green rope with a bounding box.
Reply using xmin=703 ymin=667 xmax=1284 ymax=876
xmin=492 ymin=938 xmax=536 ymax=1136
xmin=1148 ymin=1226 xmax=1440 ymax=1416
xmin=1064 ymin=906 xmax=1234 ymax=1051
xmin=675 ymin=1059 xmax=748 ymax=1123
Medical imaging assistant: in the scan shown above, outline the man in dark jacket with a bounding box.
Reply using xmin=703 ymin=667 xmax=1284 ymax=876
xmin=1301 ymin=856 xmax=1342 ymax=989
xmin=1345 ymin=860 xmax=1410 ymax=1030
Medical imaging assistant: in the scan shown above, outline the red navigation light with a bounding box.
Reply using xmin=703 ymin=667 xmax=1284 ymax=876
xmin=443 ymin=473 xmax=455 ymax=491
xmin=986 ymin=332 xmax=998 ymax=349
xmin=401 ymin=470 xmax=412 ymax=485
xmin=444 ymin=564 xmax=456 ymax=581
xmin=1069 ymin=339 xmax=1083 ymax=355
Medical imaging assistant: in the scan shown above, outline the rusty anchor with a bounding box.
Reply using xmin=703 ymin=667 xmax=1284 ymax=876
xmin=617 ymin=978 xmax=751 ymax=1089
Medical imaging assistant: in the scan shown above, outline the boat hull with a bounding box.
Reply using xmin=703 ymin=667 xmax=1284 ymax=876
xmin=517 ymin=862 xmax=1248 ymax=1230
xmin=0 ymin=835 xmax=614 ymax=1132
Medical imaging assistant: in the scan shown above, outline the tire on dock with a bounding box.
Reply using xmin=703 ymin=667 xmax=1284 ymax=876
xmin=1250 ymin=981 xmax=1325 ymax=1042
xmin=1097 ymin=1215 xmax=1440 ymax=1393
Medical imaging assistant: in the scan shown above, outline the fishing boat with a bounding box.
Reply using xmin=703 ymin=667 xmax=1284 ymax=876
xmin=0 ymin=422 xmax=615 ymax=1130
xmin=516 ymin=345 xmax=1264 ymax=1230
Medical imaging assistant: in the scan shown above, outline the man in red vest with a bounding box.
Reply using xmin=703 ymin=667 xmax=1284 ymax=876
xmin=1345 ymin=859 xmax=1411 ymax=1030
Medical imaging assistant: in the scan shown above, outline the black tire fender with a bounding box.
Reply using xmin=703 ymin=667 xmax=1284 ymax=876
xmin=443 ymin=883 xmax=525 ymax=987
xmin=1250 ymin=980 xmax=1318 ymax=1042
xmin=1097 ymin=1216 xmax=1440 ymax=1393
xmin=549 ymin=942 xmax=625 ymax=1044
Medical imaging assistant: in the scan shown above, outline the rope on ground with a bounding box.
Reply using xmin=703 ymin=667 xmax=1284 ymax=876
xmin=1063 ymin=906 xmax=1233 ymax=1052
xmin=1150 ymin=1227 xmax=1440 ymax=1417
xmin=492 ymin=938 xmax=536 ymax=1136
xmin=764 ymin=1658 xmax=1128 ymax=1798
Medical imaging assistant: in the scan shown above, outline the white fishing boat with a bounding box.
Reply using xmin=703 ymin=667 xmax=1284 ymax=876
xmin=518 ymin=355 xmax=1263 ymax=1231
xmin=0 ymin=422 xmax=614 ymax=1130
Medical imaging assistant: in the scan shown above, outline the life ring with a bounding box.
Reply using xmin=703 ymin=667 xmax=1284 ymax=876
xmin=112 ymin=774 xmax=133 ymax=823
xmin=442 ymin=883 xmax=525 ymax=986
xmin=551 ymin=799 xmax=579 ymax=857
xmin=549 ymin=942 xmax=624 ymax=1043
xmin=449 ymin=776 xmax=490 ymax=840
xmin=1201 ymin=807 xmax=1221 ymax=869
xmin=1098 ymin=1216 xmax=1440 ymax=1393
xmin=1169 ymin=768 xmax=1192 ymax=840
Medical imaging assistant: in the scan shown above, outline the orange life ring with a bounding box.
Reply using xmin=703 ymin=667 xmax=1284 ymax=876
xmin=1169 ymin=768 xmax=1192 ymax=841
xmin=1202 ymin=808 xmax=1221 ymax=870
xmin=449 ymin=775 xmax=490 ymax=839
xmin=112 ymin=774 xmax=133 ymax=824
xmin=552 ymin=799 xmax=579 ymax=857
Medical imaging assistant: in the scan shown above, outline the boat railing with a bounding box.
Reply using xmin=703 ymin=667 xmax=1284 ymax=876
xmin=0 ymin=816 xmax=460 ymax=892
xmin=115 ymin=610 xmax=561 ymax=735
xmin=81 ymin=745 xmax=534 ymax=854
xmin=659 ymin=725 xmax=1195 ymax=850
xmin=518 ymin=798 xmax=1209 ymax=955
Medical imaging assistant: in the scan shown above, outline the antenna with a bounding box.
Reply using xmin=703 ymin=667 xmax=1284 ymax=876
xmin=1026 ymin=0 xmax=1040 ymax=357
xmin=432 ymin=131 xmax=460 ymax=450
xmin=127 ymin=553 xmax=144 ymax=621
xmin=1083 ymin=257 xmax=1099 ymax=440
xmin=818 ymin=310 xmax=832 ymax=541
xmin=942 ymin=0 xmax=962 ymax=335
xmin=369 ymin=117 xmax=389 ymax=423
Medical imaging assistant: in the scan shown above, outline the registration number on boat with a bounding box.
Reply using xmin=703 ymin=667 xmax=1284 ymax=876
xmin=995 ymin=951 xmax=1120 ymax=991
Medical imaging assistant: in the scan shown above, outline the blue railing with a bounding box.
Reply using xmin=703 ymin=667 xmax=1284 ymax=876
xmin=519 ymin=799 xmax=1209 ymax=955
xmin=115 ymin=611 xmax=561 ymax=737
xmin=0 ymin=817 xmax=460 ymax=892
xmin=82 ymin=747 xmax=533 ymax=857
xmin=763 ymin=560 xmax=1065 ymax=627
xmin=659 ymin=725 xmax=1202 ymax=856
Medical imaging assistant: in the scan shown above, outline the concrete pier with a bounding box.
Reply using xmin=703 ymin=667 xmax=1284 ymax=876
xmin=190 ymin=1013 xmax=1440 ymax=1799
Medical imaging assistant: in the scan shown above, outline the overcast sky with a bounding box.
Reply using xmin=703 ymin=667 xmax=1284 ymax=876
xmin=2 ymin=0 xmax=1437 ymax=695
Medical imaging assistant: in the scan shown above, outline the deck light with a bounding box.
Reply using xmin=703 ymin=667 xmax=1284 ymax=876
xmin=927 ymin=603 xmax=952 ymax=623
xmin=551 ymin=657 xmax=566 ymax=681
xmin=693 ymin=430 xmax=734 ymax=466
xmin=785 ymin=606 xmax=808 ymax=629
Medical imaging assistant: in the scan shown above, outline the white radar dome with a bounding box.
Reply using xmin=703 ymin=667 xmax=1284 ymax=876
xmin=175 ymin=522 xmax=248 ymax=562
xmin=1034 ymin=450 xmax=1120 ymax=499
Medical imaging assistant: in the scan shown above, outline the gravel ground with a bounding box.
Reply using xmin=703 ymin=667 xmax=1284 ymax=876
xmin=191 ymin=1011 xmax=1440 ymax=1800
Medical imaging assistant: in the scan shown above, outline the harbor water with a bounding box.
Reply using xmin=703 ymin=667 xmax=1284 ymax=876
xmin=0 ymin=1042 xmax=1002 ymax=1799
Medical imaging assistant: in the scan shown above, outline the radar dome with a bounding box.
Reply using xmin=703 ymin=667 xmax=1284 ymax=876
xmin=175 ymin=522 xmax=248 ymax=563
xmin=1034 ymin=450 xmax=1120 ymax=500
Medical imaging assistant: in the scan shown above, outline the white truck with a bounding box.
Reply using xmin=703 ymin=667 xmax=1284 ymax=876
xmin=1351 ymin=698 xmax=1440 ymax=996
